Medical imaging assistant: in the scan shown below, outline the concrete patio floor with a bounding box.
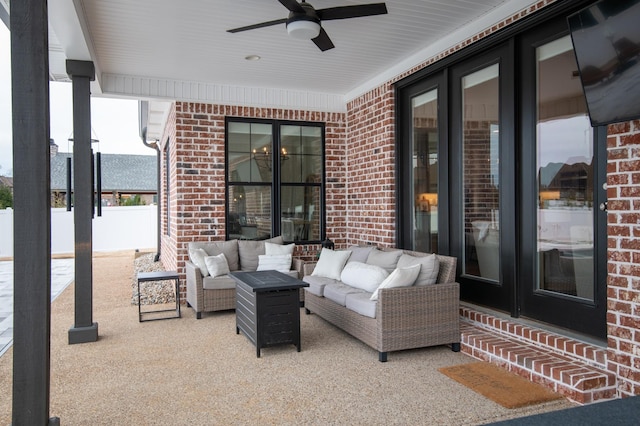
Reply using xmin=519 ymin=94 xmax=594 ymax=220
xmin=0 ymin=257 xmax=75 ymax=357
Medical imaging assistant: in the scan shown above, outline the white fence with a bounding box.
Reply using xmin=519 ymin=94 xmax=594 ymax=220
xmin=0 ymin=205 xmax=158 ymax=258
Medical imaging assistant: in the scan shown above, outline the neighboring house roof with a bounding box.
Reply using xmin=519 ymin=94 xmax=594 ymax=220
xmin=51 ymin=153 xmax=157 ymax=193
xmin=0 ymin=176 xmax=13 ymax=188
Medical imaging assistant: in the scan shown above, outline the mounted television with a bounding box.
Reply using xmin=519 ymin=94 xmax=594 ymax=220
xmin=567 ymin=0 xmax=640 ymax=126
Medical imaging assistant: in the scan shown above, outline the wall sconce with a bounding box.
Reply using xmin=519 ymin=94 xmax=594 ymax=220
xmin=321 ymin=238 xmax=335 ymax=250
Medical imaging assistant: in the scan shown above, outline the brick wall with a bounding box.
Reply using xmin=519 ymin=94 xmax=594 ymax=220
xmin=160 ymin=103 xmax=347 ymax=297
xmin=605 ymin=119 xmax=640 ymax=397
xmin=345 ymin=84 xmax=397 ymax=247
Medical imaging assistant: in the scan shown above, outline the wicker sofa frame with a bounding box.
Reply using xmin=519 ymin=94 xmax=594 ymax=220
xmin=303 ymin=249 xmax=460 ymax=362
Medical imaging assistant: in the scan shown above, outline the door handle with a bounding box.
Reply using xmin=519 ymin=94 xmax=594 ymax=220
xmin=599 ymin=202 xmax=607 ymax=211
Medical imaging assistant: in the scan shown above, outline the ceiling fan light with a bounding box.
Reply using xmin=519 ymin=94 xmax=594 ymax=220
xmin=286 ymin=19 xmax=320 ymax=40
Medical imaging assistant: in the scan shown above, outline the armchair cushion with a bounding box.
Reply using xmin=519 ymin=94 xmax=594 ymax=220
xmin=202 ymin=275 xmax=236 ymax=290
xmin=203 ymin=240 xmax=239 ymax=272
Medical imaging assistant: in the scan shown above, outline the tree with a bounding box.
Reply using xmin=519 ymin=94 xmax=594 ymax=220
xmin=0 ymin=187 xmax=13 ymax=209
xmin=121 ymin=194 xmax=145 ymax=206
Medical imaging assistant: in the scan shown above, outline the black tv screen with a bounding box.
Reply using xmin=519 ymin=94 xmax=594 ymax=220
xmin=568 ymin=0 xmax=640 ymax=126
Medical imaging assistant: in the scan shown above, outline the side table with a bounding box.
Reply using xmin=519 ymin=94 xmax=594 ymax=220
xmin=136 ymin=271 xmax=181 ymax=322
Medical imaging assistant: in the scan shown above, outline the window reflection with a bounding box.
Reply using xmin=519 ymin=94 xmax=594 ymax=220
xmin=462 ymin=63 xmax=501 ymax=281
xmin=536 ymin=36 xmax=594 ymax=300
xmin=412 ymin=89 xmax=439 ymax=253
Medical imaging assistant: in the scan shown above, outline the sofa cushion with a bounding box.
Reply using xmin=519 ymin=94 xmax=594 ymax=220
xmin=366 ymin=249 xmax=403 ymax=273
xmin=189 ymin=247 xmax=210 ymax=277
xmin=200 ymin=240 xmax=239 ymax=272
xmin=311 ymin=248 xmax=352 ymax=280
xmin=256 ymin=254 xmax=292 ymax=272
xmin=340 ymin=261 xmax=389 ymax=293
xmin=202 ymin=275 xmax=236 ymax=290
xmin=302 ymin=275 xmax=337 ymax=296
xmin=324 ymin=282 xmax=366 ymax=306
xmin=345 ymin=292 xmax=377 ymax=319
xmin=370 ymin=264 xmax=421 ymax=301
xmin=346 ymin=245 xmax=375 ymax=263
xmin=397 ymin=253 xmax=440 ymax=286
xmin=204 ymin=253 xmax=231 ymax=278
xmin=237 ymin=236 xmax=283 ymax=271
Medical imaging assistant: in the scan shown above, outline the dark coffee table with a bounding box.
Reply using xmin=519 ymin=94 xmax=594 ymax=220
xmin=229 ymin=270 xmax=309 ymax=358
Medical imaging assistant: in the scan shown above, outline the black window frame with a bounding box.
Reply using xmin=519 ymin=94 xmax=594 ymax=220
xmin=225 ymin=117 xmax=326 ymax=244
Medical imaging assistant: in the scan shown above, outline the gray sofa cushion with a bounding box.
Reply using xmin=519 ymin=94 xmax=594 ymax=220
xmin=324 ymin=282 xmax=367 ymax=306
xmin=238 ymin=236 xmax=283 ymax=271
xmin=202 ymin=275 xmax=236 ymax=290
xmin=346 ymin=245 xmax=375 ymax=263
xmin=198 ymin=240 xmax=239 ymax=272
xmin=302 ymin=275 xmax=337 ymax=296
xmin=366 ymin=249 xmax=403 ymax=273
xmin=397 ymin=253 xmax=440 ymax=286
xmin=345 ymin=292 xmax=377 ymax=319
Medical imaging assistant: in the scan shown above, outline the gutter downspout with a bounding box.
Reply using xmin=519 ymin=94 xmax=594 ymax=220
xmin=139 ymin=101 xmax=161 ymax=262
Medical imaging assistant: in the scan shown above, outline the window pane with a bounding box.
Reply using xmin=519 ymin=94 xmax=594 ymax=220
xmin=536 ymin=36 xmax=594 ymax=300
xmin=228 ymin=122 xmax=272 ymax=183
xmin=412 ymin=88 xmax=438 ymax=253
xmin=462 ymin=63 xmax=500 ymax=281
xmin=228 ymin=185 xmax=272 ymax=240
xmin=281 ymin=125 xmax=322 ymax=183
xmin=281 ymin=185 xmax=320 ymax=242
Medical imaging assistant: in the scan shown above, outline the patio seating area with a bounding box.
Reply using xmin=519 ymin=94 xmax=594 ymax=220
xmin=0 ymin=250 xmax=577 ymax=424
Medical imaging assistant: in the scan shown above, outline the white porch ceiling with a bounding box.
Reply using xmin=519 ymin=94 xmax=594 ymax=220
xmin=6 ymin=0 xmax=543 ymax=138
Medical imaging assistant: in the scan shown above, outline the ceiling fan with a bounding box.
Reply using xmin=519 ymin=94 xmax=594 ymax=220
xmin=227 ymin=0 xmax=388 ymax=51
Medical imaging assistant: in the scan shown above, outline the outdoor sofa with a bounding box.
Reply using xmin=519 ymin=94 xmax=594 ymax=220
xmin=185 ymin=236 xmax=304 ymax=319
xmin=302 ymin=246 xmax=460 ymax=362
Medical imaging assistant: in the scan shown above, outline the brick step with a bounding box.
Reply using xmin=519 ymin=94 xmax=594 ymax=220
xmin=460 ymin=322 xmax=617 ymax=404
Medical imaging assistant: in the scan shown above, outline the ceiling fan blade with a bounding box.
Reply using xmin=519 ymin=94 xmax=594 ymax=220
xmin=279 ymin=0 xmax=306 ymax=14
xmin=312 ymin=28 xmax=335 ymax=51
xmin=317 ymin=3 xmax=388 ymax=20
xmin=227 ymin=18 xmax=287 ymax=33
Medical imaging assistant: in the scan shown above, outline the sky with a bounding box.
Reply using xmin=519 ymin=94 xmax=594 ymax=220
xmin=0 ymin=24 xmax=154 ymax=177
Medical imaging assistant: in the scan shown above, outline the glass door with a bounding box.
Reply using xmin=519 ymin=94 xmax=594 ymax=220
xmin=519 ymin=30 xmax=607 ymax=338
xmin=450 ymin=43 xmax=514 ymax=312
xmin=412 ymin=89 xmax=439 ymax=253
xmin=396 ymin=74 xmax=448 ymax=252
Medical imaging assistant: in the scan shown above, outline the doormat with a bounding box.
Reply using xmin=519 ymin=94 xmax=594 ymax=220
xmin=438 ymin=362 xmax=563 ymax=408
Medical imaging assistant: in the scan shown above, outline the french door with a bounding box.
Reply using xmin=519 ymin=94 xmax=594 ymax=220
xmin=397 ymin=9 xmax=607 ymax=339
xmin=517 ymin=21 xmax=607 ymax=337
xmin=450 ymin=43 xmax=515 ymax=312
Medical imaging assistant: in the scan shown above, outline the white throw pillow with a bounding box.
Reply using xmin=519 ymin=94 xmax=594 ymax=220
xmin=370 ymin=264 xmax=421 ymax=301
xmin=189 ymin=247 xmax=210 ymax=277
xmin=340 ymin=261 xmax=389 ymax=293
xmin=311 ymin=248 xmax=352 ymax=281
xmin=204 ymin=253 xmax=230 ymax=278
xmin=265 ymin=242 xmax=295 ymax=256
xmin=256 ymin=254 xmax=292 ymax=272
